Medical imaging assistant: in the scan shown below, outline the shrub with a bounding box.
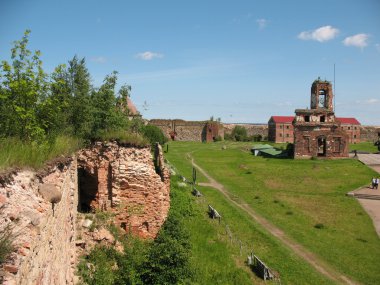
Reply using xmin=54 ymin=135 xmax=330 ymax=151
xmin=142 ymin=125 xmax=168 ymax=146
xmin=314 ymin=223 xmax=325 ymax=229
xmin=231 ymin=126 xmax=247 ymax=141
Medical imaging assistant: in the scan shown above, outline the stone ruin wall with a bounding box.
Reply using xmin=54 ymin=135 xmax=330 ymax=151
xmin=360 ymin=126 xmax=380 ymax=142
xmin=0 ymin=143 xmax=170 ymax=285
xmin=223 ymin=123 xmax=268 ymax=138
xmin=149 ymin=119 xmax=208 ymax=141
xmin=0 ymin=158 xmax=78 ymax=285
xmin=77 ymin=142 xmax=170 ymax=239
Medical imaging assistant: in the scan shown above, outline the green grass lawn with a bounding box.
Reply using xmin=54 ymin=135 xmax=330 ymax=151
xmin=349 ymin=141 xmax=379 ymax=153
xmin=165 ymin=141 xmax=380 ymax=285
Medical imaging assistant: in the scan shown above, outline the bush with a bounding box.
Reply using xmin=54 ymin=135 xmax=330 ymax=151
xmin=142 ymin=125 xmax=168 ymax=146
xmin=231 ymin=126 xmax=247 ymax=141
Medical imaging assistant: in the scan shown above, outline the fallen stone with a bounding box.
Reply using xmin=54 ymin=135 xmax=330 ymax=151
xmin=38 ymin=183 xmax=62 ymax=204
xmin=82 ymin=219 xmax=93 ymax=228
xmin=3 ymin=264 xmax=18 ymax=274
xmin=75 ymin=240 xmax=86 ymax=249
xmin=0 ymin=194 xmax=6 ymax=205
xmin=92 ymin=227 xmax=115 ymax=244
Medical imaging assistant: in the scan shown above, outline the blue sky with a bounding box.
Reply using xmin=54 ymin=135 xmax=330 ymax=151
xmin=1 ymin=0 xmax=379 ymax=125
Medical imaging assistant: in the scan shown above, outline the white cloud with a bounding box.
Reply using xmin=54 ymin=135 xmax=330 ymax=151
xmin=343 ymin=34 xmax=369 ymax=48
xmin=355 ymin=98 xmax=380 ymax=105
xmin=298 ymin=25 xmax=339 ymax=42
xmin=256 ymin=18 xmax=268 ymax=30
xmin=91 ymin=56 xmax=107 ymax=63
xmin=136 ymin=51 xmax=163 ymax=60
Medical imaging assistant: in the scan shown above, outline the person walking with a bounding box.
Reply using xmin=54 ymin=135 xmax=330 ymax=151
xmin=375 ymin=177 xmax=379 ymax=190
xmin=372 ymin=177 xmax=376 ymax=189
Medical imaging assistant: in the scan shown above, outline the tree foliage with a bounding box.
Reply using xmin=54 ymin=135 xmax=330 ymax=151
xmin=231 ymin=125 xmax=248 ymax=141
xmin=0 ymin=31 xmax=147 ymax=149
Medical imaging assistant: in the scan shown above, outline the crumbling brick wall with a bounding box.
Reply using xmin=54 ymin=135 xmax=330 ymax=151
xmin=0 ymin=158 xmax=78 ymax=285
xmin=77 ymin=142 xmax=170 ymax=239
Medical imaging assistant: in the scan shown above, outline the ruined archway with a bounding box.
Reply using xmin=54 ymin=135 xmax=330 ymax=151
xmin=78 ymin=167 xmax=98 ymax=213
xmin=317 ymin=137 xmax=326 ymax=157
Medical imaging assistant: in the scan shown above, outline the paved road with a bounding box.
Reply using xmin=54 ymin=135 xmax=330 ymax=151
xmin=351 ymin=153 xmax=380 ymax=236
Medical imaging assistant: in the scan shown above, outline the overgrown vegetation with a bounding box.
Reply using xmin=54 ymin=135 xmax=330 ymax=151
xmin=0 ymin=31 xmax=167 ymax=170
xmin=0 ymin=135 xmax=82 ymax=170
xmin=77 ymin=175 xmax=193 ymax=285
xmin=0 ymin=224 xmax=14 ymax=265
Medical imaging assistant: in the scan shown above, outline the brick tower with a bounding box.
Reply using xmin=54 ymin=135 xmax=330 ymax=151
xmin=293 ymin=79 xmax=348 ymax=158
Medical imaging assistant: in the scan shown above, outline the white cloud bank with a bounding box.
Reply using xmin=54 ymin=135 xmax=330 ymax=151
xmin=298 ymin=25 xmax=339 ymax=42
xmin=136 ymin=51 xmax=164 ymax=60
xmin=343 ymin=34 xmax=370 ymax=48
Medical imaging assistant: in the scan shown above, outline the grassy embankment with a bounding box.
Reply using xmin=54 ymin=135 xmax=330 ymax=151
xmin=0 ymin=131 xmax=149 ymax=172
xmin=165 ymin=141 xmax=380 ymax=285
xmin=0 ymin=136 xmax=83 ymax=171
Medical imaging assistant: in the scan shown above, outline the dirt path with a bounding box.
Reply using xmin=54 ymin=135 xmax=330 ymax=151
xmin=192 ymin=159 xmax=357 ymax=285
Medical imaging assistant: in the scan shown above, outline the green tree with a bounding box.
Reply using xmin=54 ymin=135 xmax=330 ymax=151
xmin=37 ymin=64 xmax=72 ymax=138
xmin=0 ymin=30 xmax=47 ymax=141
xmin=231 ymin=125 xmax=247 ymax=141
xmin=67 ymin=56 xmax=93 ymax=138
xmin=92 ymin=71 xmax=119 ymax=135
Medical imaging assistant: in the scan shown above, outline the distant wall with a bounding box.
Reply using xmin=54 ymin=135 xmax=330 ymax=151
xmin=360 ymin=126 xmax=380 ymax=142
xmin=223 ymin=123 xmax=268 ymax=138
xmin=149 ymin=119 xmax=224 ymax=142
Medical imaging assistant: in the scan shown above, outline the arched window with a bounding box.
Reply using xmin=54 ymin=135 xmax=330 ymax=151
xmin=318 ymin=90 xmax=326 ymax=108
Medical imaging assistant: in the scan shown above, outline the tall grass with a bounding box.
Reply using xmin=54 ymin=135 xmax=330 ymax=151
xmin=91 ymin=129 xmax=149 ymax=147
xmin=0 ymin=136 xmax=83 ymax=170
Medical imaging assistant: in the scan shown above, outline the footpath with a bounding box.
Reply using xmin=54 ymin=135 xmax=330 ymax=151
xmin=348 ymin=153 xmax=380 ymax=237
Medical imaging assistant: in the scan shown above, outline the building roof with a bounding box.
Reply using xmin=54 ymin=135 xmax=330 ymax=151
xmin=336 ymin=117 xmax=361 ymax=125
xmin=270 ymin=116 xmax=294 ymax=123
xmin=251 ymin=144 xmax=273 ymax=150
xmin=259 ymin=148 xmax=284 ymax=156
xmin=127 ymin=97 xmax=139 ymax=116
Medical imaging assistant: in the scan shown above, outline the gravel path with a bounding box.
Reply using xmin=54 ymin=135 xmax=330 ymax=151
xmin=351 ymin=154 xmax=380 ymax=237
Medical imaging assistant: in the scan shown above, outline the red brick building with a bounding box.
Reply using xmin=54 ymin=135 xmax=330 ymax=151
xmin=268 ymin=116 xmax=361 ymax=144
xmin=268 ymin=116 xmax=294 ymax=143
xmin=337 ymin=117 xmax=361 ymax=144
xmin=293 ymin=79 xmax=349 ymax=158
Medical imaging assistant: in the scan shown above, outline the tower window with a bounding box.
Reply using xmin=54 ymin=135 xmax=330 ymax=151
xmin=318 ymin=90 xmax=326 ymax=108
xmin=305 ymin=116 xmax=310 ymax=122
xmin=320 ymin=116 xmax=325 ymax=122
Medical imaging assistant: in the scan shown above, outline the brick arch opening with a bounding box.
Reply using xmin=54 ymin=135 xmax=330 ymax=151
xmin=78 ymin=168 xmax=98 ymax=213
xmin=317 ymin=137 xmax=327 ymax=157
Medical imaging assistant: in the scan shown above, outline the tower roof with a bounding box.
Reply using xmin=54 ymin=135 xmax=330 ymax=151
xmin=127 ymin=97 xmax=139 ymax=115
